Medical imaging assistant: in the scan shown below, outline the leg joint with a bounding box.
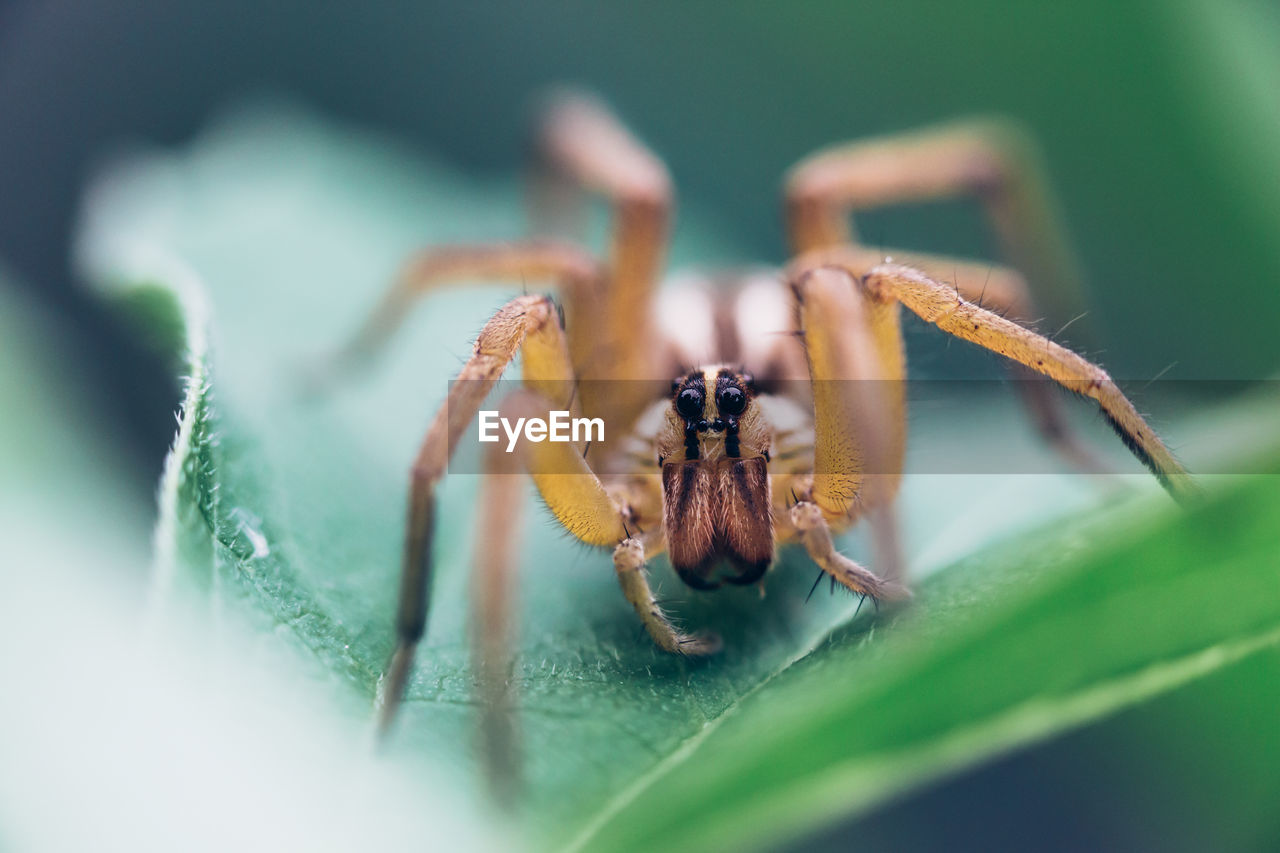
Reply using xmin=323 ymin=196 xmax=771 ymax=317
xmin=612 ymin=537 xmax=645 ymax=575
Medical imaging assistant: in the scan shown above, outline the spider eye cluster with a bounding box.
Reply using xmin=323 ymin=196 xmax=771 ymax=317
xmin=717 ymin=385 xmax=746 ymax=416
xmin=676 ymin=387 xmax=704 ymax=419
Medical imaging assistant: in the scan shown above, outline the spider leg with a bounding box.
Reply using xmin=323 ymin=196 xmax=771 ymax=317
xmin=789 ymin=500 xmax=908 ymax=601
xmin=790 ymin=266 xmax=902 ymax=516
xmin=470 ymin=424 xmax=526 ymax=806
xmin=888 ymin=249 xmax=1113 ymax=478
xmin=789 ymin=266 xmax=907 ymax=584
xmin=800 ymin=259 xmax=1196 ymax=502
xmin=535 ymin=92 xmax=670 ymax=350
xmin=466 ymin=384 xmax=689 ymax=803
xmin=485 ymin=390 xmax=717 ymax=663
xmin=799 ymin=245 xmax=1113 ymax=477
xmin=380 ymin=292 xmax=713 ymax=747
xmin=324 ymin=242 xmax=600 ymax=386
xmin=786 ymin=118 xmax=1085 ymax=328
xmin=786 ymin=122 xmax=1110 ymax=476
xmin=377 ymin=293 xmax=595 ymax=736
xmin=534 ymin=92 xmax=676 ymax=425
xmin=614 ymin=537 xmax=721 ymax=656
xmin=865 ymin=261 xmax=1195 ymax=500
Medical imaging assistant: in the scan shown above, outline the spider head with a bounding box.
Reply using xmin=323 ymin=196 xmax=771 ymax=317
xmin=660 ymin=366 xmax=774 ymax=589
xmin=667 ymin=366 xmax=765 ymax=460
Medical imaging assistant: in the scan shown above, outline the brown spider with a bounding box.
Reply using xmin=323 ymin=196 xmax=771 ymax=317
xmin=337 ymin=93 xmax=1193 ymax=741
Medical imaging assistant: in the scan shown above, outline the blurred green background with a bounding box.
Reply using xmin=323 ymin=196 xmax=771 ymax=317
xmin=2 ymin=1 xmax=1279 ymax=850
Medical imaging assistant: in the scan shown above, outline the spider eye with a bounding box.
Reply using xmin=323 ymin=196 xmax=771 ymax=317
xmin=718 ymin=385 xmax=747 ymax=416
xmin=676 ymin=387 xmax=704 ymax=419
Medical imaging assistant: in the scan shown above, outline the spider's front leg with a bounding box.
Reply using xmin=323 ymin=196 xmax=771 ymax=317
xmin=613 ymin=536 xmax=722 ymax=656
xmin=486 ymin=404 xmax=718 ymax=660
xmin=861 ymin=261 xmax=1197 ymax=502
xmin=465 ymin=388 xmax=717 ymax=801
xmin=378 ymin=293 xmax=712 ymax=741
xmin=378 ymin=292 xmax=593 ymax=734
xmin=787 ymin=265 xmax=913 ymax=594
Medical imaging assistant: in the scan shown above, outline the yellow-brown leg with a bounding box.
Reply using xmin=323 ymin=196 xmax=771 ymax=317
xmin=471 ymin=429 xmax=525 ymax=804
xmin=789 ymin=266 xmax=906 ymax=584
xmin=378 ymin=295 xmax=708 ymax=737
xmin=788 ymin=501 xmax=908 ymax=601
xmin=799 ymin=244 xmax=1111 ymax=475
xmin=534 ymin=93 xmax=675 ymax=429
xmin=786 ymin=122 xmax=1105 ymax=473
xmin=823 ymin=259 xmax=1196 ymax=502
xmin=786 ymin=119 xmax=1084 ymax=326
xmin=613 ymin=536 xmax=722 ymax=655
xmin=882 ymin=248 xmax=1110 ymax=476
xmin=482 ymin=388 xmax=715 ymax=654
xmin=378 ymin=293 xmax=582 ymax=735
xmin=491 ymin=392 xmax=715 ymax=654
xmin=466 ymin=384 xmax=705 ymax=802
xmin=331 ymin=241 xmax=600 ymax=382
xmin=791 ymin=266 xmax=901 ymax=516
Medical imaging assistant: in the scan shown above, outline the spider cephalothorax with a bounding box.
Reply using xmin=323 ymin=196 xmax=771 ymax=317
xmin=659 ymin=367 xmax=773 ymax=589
xmin=337 ymin=92 xmax=1194 ymax=765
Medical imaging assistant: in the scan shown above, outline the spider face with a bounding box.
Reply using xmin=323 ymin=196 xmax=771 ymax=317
xmin=666 ymin=367 xmax=764 ymax=462
xmin=659 ymin=367 xmax=774 ymax=590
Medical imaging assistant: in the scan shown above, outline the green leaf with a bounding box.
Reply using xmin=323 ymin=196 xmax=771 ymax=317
xmin=579 ymin=472 xmax=1280 ymax=852
xmin=1 ymin=248 xmax=499 ymax=853
xmin=77 ymin=103 xmax=1280 ymax=851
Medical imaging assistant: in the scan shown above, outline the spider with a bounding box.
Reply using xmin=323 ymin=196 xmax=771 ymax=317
xmin=335 ymin=93 xmax=1194 ymax=743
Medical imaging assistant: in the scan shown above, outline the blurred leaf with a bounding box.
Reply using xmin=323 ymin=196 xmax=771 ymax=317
xmin=77 ymin=103 xmax=1280 ymax=851
xmin=813 ymin=582 xmax=1280 ymax=853
xmin=0 ymin=268 xmax=497 ymax=853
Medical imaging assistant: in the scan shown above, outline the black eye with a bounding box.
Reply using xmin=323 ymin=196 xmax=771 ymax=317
xmin=718 ymin=386 xmax=747 ymax=416
xmin=676 ymin=387 xmax=704 ymax=419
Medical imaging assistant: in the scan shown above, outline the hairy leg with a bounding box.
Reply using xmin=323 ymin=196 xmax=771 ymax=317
xmin=534 ymin=92 xmax=675 ymax=429
xmin=378 ymin=293 xmax=580 ymax=735
xmin=378 ymin=292 xmax=710 ymax=737
xmin=789 ymin=265 xmax=906 ymax=582
xmin=786 ymin=118 xmax=1085 ymax=328
xmin=328 ymin=241 xmax=600 ymax=384
xmin=805 ymin=259 xmax=1196 ymax=502
xmin=788 ymin=500 xmax=908 ymax=601
xmin=613 ymin=537 xmax=722 ymax=655
xmin=471 ymin=431 xmax=526 ymax=805
xmin=786 ymin=122 xmax=1106 ymax=472
xmin=455 ymin=382 xmax=701 ymax=803
xmin=790 ymin=266 xmax=902 ymax=515
xmin=799 ymin=245 xmax=1112 ymax=475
